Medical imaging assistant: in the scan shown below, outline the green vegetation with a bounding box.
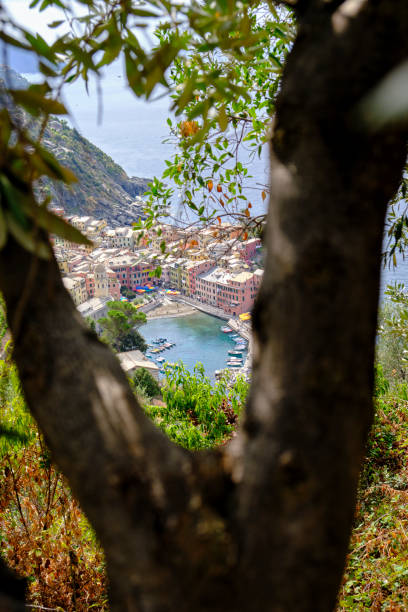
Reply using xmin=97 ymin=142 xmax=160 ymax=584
xmin=0 ymin=353 xmax=34 ymax=455
xmin=336 ymin=287 xmax=408 ymax=609
xmin=145 ymin=363 xmax=249 ymax=450
xmin=131 ymin=367 xmax=161 ymax=399
xmin=98 ymin=300 xmax=147 ymax=353
xmin=377 ymin=284 xmax=408 ymax=385
xmin=120 ymin=286 xmax=138 ymax=300
xmin=142 ymin=12 xmax=293 ymax=245
xmin=0 ymin=337 xmax=107 ymax=609
xmin=339 ymin=369 xmax=408 ymax=610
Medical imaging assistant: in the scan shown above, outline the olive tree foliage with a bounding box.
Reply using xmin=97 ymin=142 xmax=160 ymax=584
xmin=377 ymin=284 xmax=408 ymax=384
xmin=0 ymin=0 xmax=290 ymax=256
xmin=141 ymin=8 xmax=294 ymax=246
xmin=1 ymin=0 xmax=408 ymax=611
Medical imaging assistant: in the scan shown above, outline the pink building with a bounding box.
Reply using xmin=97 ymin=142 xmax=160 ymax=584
xmin=109 ymin=257 xmax=153 ymax=290
xmin=238 ymin=238 xmax=261 ymax=262
xmin=186 ymin=260 xmax=213 ymax=296
xmin=85 ymin=274 xmax=95 ymax=297
xmin=196 ymin=268 xmax=259 ymax=316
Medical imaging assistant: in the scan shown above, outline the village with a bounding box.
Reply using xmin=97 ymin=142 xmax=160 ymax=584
xmin=51 ymin=205 xmax=264 ymax=328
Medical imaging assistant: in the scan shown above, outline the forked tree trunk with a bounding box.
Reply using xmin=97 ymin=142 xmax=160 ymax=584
xmin=1 ymin=1 xmax=408 ymax=610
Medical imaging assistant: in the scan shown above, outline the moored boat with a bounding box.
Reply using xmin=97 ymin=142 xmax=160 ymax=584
xmin=221 ymin=326 xmax=233 ymax=333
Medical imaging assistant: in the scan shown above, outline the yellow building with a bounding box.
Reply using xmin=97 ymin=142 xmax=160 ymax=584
xmin=169 ymin=262 xmax=184 ymax=290
xmin=58 ymin=258 xmax=69 ymax=274
xmin=179 ymin=265 xmax=190 ymax=295
xmin=62 ymin=276 xmax=87 ymax=306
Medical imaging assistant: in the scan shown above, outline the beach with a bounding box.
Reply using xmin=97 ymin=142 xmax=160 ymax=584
xmin=145 ymin=297 xmax=197 ymax=320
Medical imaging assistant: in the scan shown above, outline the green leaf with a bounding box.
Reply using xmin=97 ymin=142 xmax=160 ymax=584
xmin=9 ymin=89 xmax=67 ymax=116
xmin=5 ymin=211 xmax=51 ymax=259
xmin=217 ymin=105 xmax=228 ymax=131
xmin=34 ymin=147 xmax=77 ymax=183
xmin=48 ymin=20 xmax=64 ymax=28
xmin=24 ymin=32 xmax=55 ymax=63
xmin=0 ymin=175 xmax=29 ymax=229
xmin=0 ymin=32 xmax=32 ymax=51
xmin=22 ymin=204 xmax=92 ymax=245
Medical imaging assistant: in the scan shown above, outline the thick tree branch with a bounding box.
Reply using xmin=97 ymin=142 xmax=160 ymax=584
xmin=0 ymin=556 xmax=26 ymax=611
xmin=0 ymin=238 xmax=235 ymax=610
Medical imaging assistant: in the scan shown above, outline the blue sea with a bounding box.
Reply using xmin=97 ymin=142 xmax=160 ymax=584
xmin=141 ymin=313 xmax=247 ymax=379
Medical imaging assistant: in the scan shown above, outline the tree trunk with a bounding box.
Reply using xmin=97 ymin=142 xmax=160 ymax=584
xmin=0 ymin=1 xmax=408 ymax=611
xmin=238 ymin=1 xmax=408 ymax=609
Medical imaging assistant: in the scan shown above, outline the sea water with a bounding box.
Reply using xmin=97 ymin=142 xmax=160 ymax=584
xmin=141 ymin=312 xmax=247 ymax=378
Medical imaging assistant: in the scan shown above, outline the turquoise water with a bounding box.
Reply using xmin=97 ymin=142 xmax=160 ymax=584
xmin=140 ymin=313 xmax=247 ymax=377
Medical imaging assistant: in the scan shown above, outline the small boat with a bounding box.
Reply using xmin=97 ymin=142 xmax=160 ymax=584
xmin=156 ymin=357 xmax=165 ymax=363
xmin=228 ymin=350 xmax=243 ymax=356
xmin=221 ymin=326 xmax=233 ymax=333
xmin=227 ymin=362 xmax=242 ymax=368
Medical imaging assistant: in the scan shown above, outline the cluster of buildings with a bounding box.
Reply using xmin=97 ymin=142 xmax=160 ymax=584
xmin=52 ymin=207 xmax=263 ymax=320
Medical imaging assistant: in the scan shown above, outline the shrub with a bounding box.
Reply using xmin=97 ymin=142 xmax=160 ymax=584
xmin=132 ymin=368 xmax=161 ymax=398
xmin=0 ymin=352 xmax=107 ymax=610
xmin=145 ymin=362 xmax=249 ymax=450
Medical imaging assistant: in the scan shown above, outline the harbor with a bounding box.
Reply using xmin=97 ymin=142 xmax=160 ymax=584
xmin=140 ymin=311 xmax=251 ymax=380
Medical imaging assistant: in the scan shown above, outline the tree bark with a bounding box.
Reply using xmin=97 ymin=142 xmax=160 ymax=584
xmin=0 ymin=1 xmax=408 ymax=611
xmin=239 ymin=1 xmax=408 ymax=609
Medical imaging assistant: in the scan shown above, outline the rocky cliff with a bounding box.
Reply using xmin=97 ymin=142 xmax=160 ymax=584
xmin=0 ymin=66 xmax=151 ymax=226
xmin=41 ymin=118 xmax=151 ymax=225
